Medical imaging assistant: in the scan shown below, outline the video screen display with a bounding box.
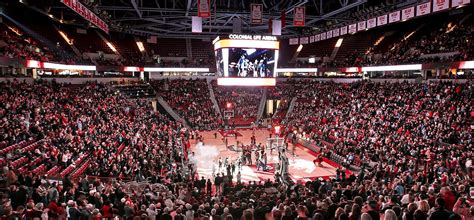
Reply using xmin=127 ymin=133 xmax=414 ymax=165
xmin=227 ymin=48 xmax=276 ymax=78
xmin=214 ymin=35 xmax=279 ymax=86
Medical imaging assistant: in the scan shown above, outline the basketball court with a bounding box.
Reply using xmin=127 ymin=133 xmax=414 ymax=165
xmin=189 ymin=128 xmax=345 ymax=183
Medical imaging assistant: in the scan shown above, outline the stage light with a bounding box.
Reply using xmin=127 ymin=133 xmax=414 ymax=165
xmin=136 ymin=41 xmax=145 ymax=52
xmin=58 ymin=30 xmax=73 ymax=45
xmin=296 ymin=44 xmax=303 ymax=52
xmin=106 ymin=42 xmax=117 ymax=52
xmin=335 ymin=38 xmax=343 ymax=48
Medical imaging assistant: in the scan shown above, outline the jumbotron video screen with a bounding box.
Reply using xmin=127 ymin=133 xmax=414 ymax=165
xmin=214 ymin=34 xmax=279 ymax=86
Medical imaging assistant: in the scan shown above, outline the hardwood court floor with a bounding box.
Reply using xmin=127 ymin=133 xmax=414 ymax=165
xmin=189 ymin=129 xmax=339 ymax=183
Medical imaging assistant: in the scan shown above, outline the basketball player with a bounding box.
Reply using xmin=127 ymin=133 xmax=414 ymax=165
xmin=218 ymin=157 xmax=222 ymax=171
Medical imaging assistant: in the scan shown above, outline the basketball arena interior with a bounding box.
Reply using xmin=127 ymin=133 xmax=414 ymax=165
xmin=0 ymin=0 xmax=473 ymax=219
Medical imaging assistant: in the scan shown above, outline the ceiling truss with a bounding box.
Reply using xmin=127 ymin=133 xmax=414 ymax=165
xmin=52 ymin=0 xmax=369 ymax=39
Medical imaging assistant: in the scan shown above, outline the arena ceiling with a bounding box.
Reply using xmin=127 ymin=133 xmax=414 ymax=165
xmin=4 ymin=0 xmax=419 ymax=39
xmin=96 ymin=0 xmax=368 ymax=39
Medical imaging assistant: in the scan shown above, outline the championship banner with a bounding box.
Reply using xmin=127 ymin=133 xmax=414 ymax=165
xmin=293 ymin=7 xmax=305 ymax=26
xmin=85 ymin=9 xmax=90 ymax=20
xmin=78 ymin=4 xmax=84 ymax=15
xmin=333 ymin=29 xmax=340 ymax=37
xmin=348 ymin=24 xmax=357 ymax=34
xmin=401 ymin=7 xmax=415 ymax=21
xmin=320 ymin=32 xmax=326 ymax=40
xmin=340 ymin=26 xmax=348 ymax=35
xmin=289 ymin=38 xmax=299 ymax=45
xmin=417 ymin=2 xmax=431 ymax=16
xmin=452 ymin=0 xmax=470 ymax=7
xmin=61 ymin=0 xmax=108 ymax=33
xmin=389 ymin=11 xmax=400 ymax=23
xmin=309 ymin=35 xmax=315 ymax=43
xmin=326 ymin=31 xmax=332 ymax=39
xmin=367 ymin=18 xmax=376 ymax=29
xmin=377 ymin=14 xmax=388 ymax=26
xmin=357 ymin=21 xmax=366 ymax=31
xmin=433 ymin=0 xmax=450 ymax=12
xmin=315 ymin=34 xmax=321 ymax=42
xmin=251 ymin=4 xmax=263 ymax=24
xmin=198 ymin=0 xmax=211 ymax=17
xmin=71 ymin=0 xmax=77 ymax=10
xmin=92 ymin=15 xmax=98 ymax=25
xmin=299 ymin=37 xmax=309 ymax=44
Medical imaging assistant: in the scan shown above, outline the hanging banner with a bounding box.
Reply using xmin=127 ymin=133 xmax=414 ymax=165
xmin=272 ymin=20 xmax=282 ymax=36
xmin=348 ymin=24 xmax=357 ymax=34
xmin=357 ymin=21 xmax=366 ymax=31
xmin=293 ymin=7 xmax=305 ymax=26
xmin=340 ymin=26 xmax=348 ymax=35
xmin=402 ymin=7 xmax=415 ymax=21
xmin=417 ymin=2 xmax=432 ymax=16
xmin=251 ymin=4 xmax=263 ymax=24
xmin=61 ymin=0 xmax=108 ymax=33
xmin=299 ymin=37 xmax=309 ymax=44
xmin=326 ymin=31 xmax=333 ymax=39
xmin=289 ymin=38 xmax=299 ymax=45
xmin=367 ymin=18 xmax=376 ymax=29
xmin=71 ymin=0 xmax=77 ymax=10
xmin=85 ymin=9 xmax=91 ymax=21
xmin=309 ymin=35 xmax=315 ymax=43
xmin=192 ymin=16 xmax=203 ymax=33
xmin=333 ymin=29 xmax=340 ymax=37
xmin=320 ymin=32 xmax=327 ymax=40
xmin=433 ymin=0 xmax=450 ymax=12
xmin=389 ymin=11 xmax=400 ymax=23
xmin=281 ymin=11 xmax=286 ymax=28
xmin=315 ymin=34 xmax=321 ymax=42
xmin=147 ymin=36 xmax=157 ymax=44
xmin=232 ymin=17 xmax=242 ymax=33
xmin=452 ymin=0 xmax=470 ymax=7
xmin=198 ymin=0 xmax=211 ymax=17
xmin=377 ymin=14 xmax=388 ymax=26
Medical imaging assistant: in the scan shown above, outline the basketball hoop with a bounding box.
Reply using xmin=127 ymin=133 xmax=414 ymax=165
xmin=224 ymin=110 xmax=234 ymax=118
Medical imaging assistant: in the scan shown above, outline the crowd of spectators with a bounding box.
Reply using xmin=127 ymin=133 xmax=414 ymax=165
xmin=151 ymin=79 xmax=221 ymax=130
xmin=363 ymin=23 xmax=474 ymax=66
xmin=0 ymin=24 xmax=53 ymax=62
xmin=0 ymin=78 xmax=472 ymax=220
xmin=266 ymin=82 xmax=299 ymax=120
xmin=213 ymin=82 xmax=263 ymax=126
xmin=280 ymin=17 xmax=473 ymax=70
xmin=1 ymin=79 xmax=190 ymax=180
xmin=286 ymin=80 xmax=472 ymax=174
xmin=328 ymin=19 xmax=473 ymax=68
